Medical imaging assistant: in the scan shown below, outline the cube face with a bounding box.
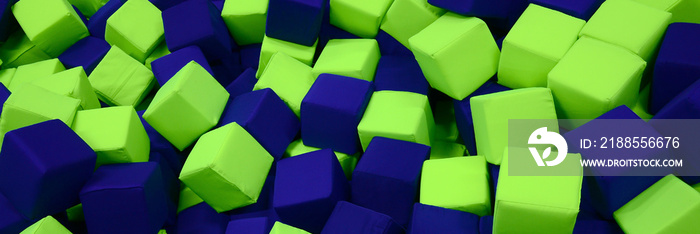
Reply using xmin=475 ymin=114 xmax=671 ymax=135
xmin=427 ymin=0 xmax=506 ymax=17
xmin=410 ymin=203 xmax=480 ymax=234
xmin=20 ymin=216 xmax=71 ymax=234
xmin=87 ymin=0 xmax=126 ymax=39
xmin=454 ymin=81 xmax=511 ymax=156
xmin=530 ymin=0 xmax=604 ymax=20
xmin=380 ymin=0 xmax=445 ymax=47
xmin=284 ymin=139 xmax=359 ymax=179
xmin=322 ymin=201 xmax=404 ymax=234
xmin=498 ymin=4 xmax=585 ymax=89
xmin=222 ymin=0 xmax=268 ymax=45
xmin=89 ymin=46 xmax=155 ymax=107
xmin=163 ymin=0 xmax=233 ymax=60
xmin=266 ymin=0 xmax=324 ymax=46
xmin=0 ymin=30 xmax=52 ymax=69
xmin=225 ymin=217 xmax=271 ymax=234
xmin=0 ymin=192 xmax=33 ymax=234
xmin=32 ymin=67 xmax=101 ymax=110
xmin=58 ymin=36 xmax=111 ymax=75
xmin=420 ymin=156 xmax=491 ymax=216
xmin=105 ymin=0 xmax=164 ymax=62
xmin=12 ymin=0 xmax=89 ymax=57
xmin=177 ymin=202 xmax=230 ymax=233
xmin=9 ymin=58 xmax=65 ymax=92
xmin=374 ymin=55 xmax=429 ymax=95
xmin=257 ymin=35 xmax=317 ymax=78
xmin=270 ymin=222 xmax=310 ymax=234
xmin=329 ymin=0 xmax=393 ymax=38
xmin=151 ymin=46 xmax=213 ymax=86
xmin=0 ymin=85 xmax=81 ymax=137
xmin=312 ymin=39 xmax=381 ymax=82
xmin=632 ymin=0 xmax=700 ymax=24
xmin=225 ymin=67 xmax=258 ymax=100
xmin=653 ymin=78 xmax=700 ymax=119
xmin=409 ymin=13 xmax=499 ymax=100
xmin=254 ymin=52 xmax=316 ymax=117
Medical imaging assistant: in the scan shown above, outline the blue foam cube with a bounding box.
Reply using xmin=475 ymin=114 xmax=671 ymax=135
xmin=226 ymin=217 xmax=273 ymax=234
xmin=409 ymin=203 xmax=480 ymax=234
xmin=228 ymin=174 xmax=276 ymax=217
xmin=529 ymin=0 xmax=603 ymax=20
xmin=86 ymin=0 xmax=126 ymax=39
xmin=321 ymin=201 xmax=404 ymax=234
xmin=479 ymin=216 xmax=494 ymax=234
xmin=453 ymin=81 xmax=510 ymax=155
xmin=573 ymin=220 xmax=623 ymax=234
xmin=376 ymin=30 xmax=412 ymax=57
xmin=177 ymin=202 xmax=229 ymax=233
xmin=162 ymin=0 xmax=234 ymax=60
xmin=210 ymin=52 xmax=243 ymax=87
xmin=427 ymin=0 xmax=521 ymax=19
xmin=72 ymin=5 xmax=88 ymax=26
xmin=137 ymin=110 xmax=182 ymax=174
xmin=653 ymin=78 xmax=700 ymax=119
xmin=266 ymin=0 xmax=324 ymax=46
xmin=58 ymin=36 xmax=111 ymax=75
xmin=225 ymin=67 xmax=258 ymax=100
xmin=0 ymin=83 xmax=10 ymax=115
xmin=150 ymin=0 xmax=185 ymax=10
xmin=374 ymin=55 xmax=429 ymax=95
xmin=149 ymin=152 xmax=179 ymax=227
xmin=151 ymin=46 xmax=214 ymax=86
xmin=240 ymin=44 xmax=262 ymax=70
xmin=0 ymin=192 xmax=33 ymax=234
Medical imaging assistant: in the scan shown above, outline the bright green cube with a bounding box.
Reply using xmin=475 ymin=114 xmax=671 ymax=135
xmin=311 ymin=39 xmax=380 ymax=81
xmin=548 ymin=37 xmax=646 ymax=123
xmin=284 ymin=139 xmax=359 ymax=179
xmin=72 ymin=106 xmax=150 ymax=167
xmin=0 ymin=68 xmax=15 ymax=88
xmin=380 ymin=0 xmax=444 ymax=47
xmin=614 ymin=174 xmax=700 ymax=234
xmin=12 ymin=0 xmax=89 ymax=57
xmin=357 ymin=90 xmax=434 ymax=150
xmin=8 ymin=58 xmax=65 ymax=92
xmin=254 ymin=52 xmax=315 ymax=117
xmin=143 ymin=61 xmax=229 ymax=151
xmin=270 ymin=222 xmax=311 ymax=234
xmin=494 ymin=149 xmax=582 ymax=234
xmin=632 ymin=0 xmax=700 ymax=24
xmin=31 ymin=67 xmax=100 ymax=110
xmin=579 ymin=0 xmax=671 ymax=61
xmin=105 ymin=0 xmax=164 ymax=63
xmin=0 ymin=85 xmax=81 ymax=139
xmin=89 ymin=46 xmax=155 ymax=107
xmin=0 ymin=30 xmax=52 ymax=69
xmin=498 ymin=4 xmax=585 ymax=89
xmin=177 ymin=185 xmax=204 ymax=213
xmin=222 ymin=0 xmax=269 ymax=46
xmin=420 ymin=156 xmax=491 ymax=216
xmin=145 ymin=42 xmax=170 ymax=70
xmin=257 ymin=35 xmax=317 ymax=78
xmin=68 ymin=0 xmax=108 ymax=17
xmin=179 ymin=122 xmax=274 ymax=213
xmin=409 ymin=13 xmax=500 ymax=100
xmin=330 ymin=0 xmax=394 ymax=38
xmin=20 ymin=216 xmax=71 ymax=234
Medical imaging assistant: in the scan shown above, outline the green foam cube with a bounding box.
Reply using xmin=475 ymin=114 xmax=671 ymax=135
xmin=178 ymin=185 xmax=204 ymax=213
xmin=68 ymin=0 xmax=107 ymax=17
xmin=579 ymin=0 xmax=671 ymax=61
xmin=547 ymin=37 xmax=646 ymax=123
xmin=330 ymin=0 xmax=394 ymax=38
xmin=8 ymin=58 xmax=65 ymax=92
xmin=179 ymin=122 xmax=274 ymax=213
xmin=409 ymin=13 xmax=500 ymax=100
xmin=380 ymin=0 xmax=445 ymax=47
xmin=72 ymin=106 xmax=150 ymax=167
xmin=420 ymin=156 xmax=491 ymax=216
xmin=470 ymin=88 xmax=558 ymax=165
xmin=222 ymin=0 xmax=269 ymax=45
xmin=0 ymin=85 xmax=81 ymax=139
xmin=105 ymin=0 xmax=164 ymax=63
xmin=311 ymin=39 xmax=381 ymax=81
xmin=0 ymin=68 xmax=15 ymax=88
xmin=498 ymin=4 xmax=585 ymax=89
xmin=494 ymin=149 xmax=582 ymax=233
xmin=0 ymin=30 xmax=52 ymax=69
xmin=20 ymin=216 xmax=71 ymax=234
xmin=614 ymin=174 xmax=700 ymax=233
xmin=270 ymin=222 xmax=311 ymax=234
xmin=357 ymin=90 xmax=434 ymax=150
xmin=89 ymin=46 xmax=155 ymax=107
xmin=257 ymin=35 xmax=317 ymax=78
xmin=12 ymin=0 xmax=89 ymax=57
xmin=145 ymin=42 xmax=171 ymax=70
xmin=254 ymin=52 xmax=315 ymax=117
xmin=429 ymin=141 xmax=466 ymax=159
xmin=143 ymin=61 xmax=229 ymax=151
xmin=32 ymin=67 xmax=100 ymax=110
xmin=632 ymin=0 xmax=700 ymax=24
xmin=284 ymin=139 xmax=359 ymax=179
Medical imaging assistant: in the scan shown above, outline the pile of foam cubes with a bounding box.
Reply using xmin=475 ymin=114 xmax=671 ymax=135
xmin=0 ymin=0 xmax=698 ymax=233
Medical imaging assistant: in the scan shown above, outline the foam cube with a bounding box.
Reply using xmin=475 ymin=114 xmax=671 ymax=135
xmin=632 ymin=0 xmax=700 ymax=24
xmin=8 ymin=58 xmax=65 ymax=93
xmin=653 ymin=78 xmax=700 ymax=119
xmin=579 ymin=0 xmax=670 ymax=61
xmin=374 ymin=29 xmax=411 ymax=56
xmin=225 ymin=67 xmax=258 ymax=100
xmin=454 ymin=81 xmax=511 ymax=156
xmin=0 ymin=85 xmax=81 ymax=138
xmin=351 ymin=137 xmax=429 ymax=226
xmin=31 ymin=67 xmax=101 ymax=110
xmin=240 ymin=44 xmax=262 ymax=69
xmin=374 ymin=55 xmax=429 ymax=95
xmin=284 ymin=139 xmax=359 ymax=179
xmin=219 ymin=88 xmax=300 ymax=160
xmin=0 ymin=192 xmax=33 ymax=234
xmin=19 ymin=216 xmax=71 ymax=234
xmin=12 ymin=0 xmax=89 ymax=57
xmin=0 ymin=30 xmax=52 ymax=69
xmin=529 ymin=0 xmax=603 ymax=20
xmin=163 ymin=0 xmax=234 ymax=60
xmin=89 ymin=46 xmax=155 ymax=107
xmin=0 ymin=68 xmax=14 ymax=88
xmin=270 ymin=222 xmax=310 ymax=234
xmin=58 ymin=36 xmax=111 ymax=75
xmin=143 ymin=61 xmax=229 ymax=150
xmin=357 ymin=90 xmax=434 ymax=150
xmin=80 ymin=162 xmax=167 ymax=234
xmin=177 ymin=186 xmax=203 ymax=213
xmin=498 ymin=4 xmax=585 ymax=89
xmin=86 ymin=0 xmax=126 ymax=39
xmin=614 ymin=175 xmax=700 ymax=233
xmin=105 ymin=0 xmax=164 ymax=62
xmin=312 ymin=39 xmax=380 ymax=81
xmin=226 ymin=217 xmax=273 ymax=234
xmin=427 ymin=0 xmax=517 ymax=18
xmin=321 ymin=201 xmax=404 ymax=234
xmin=209 ymin=53 xmax=243 ymax=87
xmin=257 ymin=35 xmax=317 ymax=78
xmin=548 ymin=37 xmax=646 ymax=123
xmin=177 ymin=202 xmax=230 ymax=233
xmin=137 ymin=110 xmax=182 ymax=173
xmin=179 ymin=122 xmax=273 ymax=212
xmin=409 ymin=13 xmax=499 ymax=100
xmin=151 ymin=46 xmax=213 ymax=86
xmin=409 ymin=203 xmax=480 ymax=234
xmin=380 ymin=0 xmax=444 ymax=47
xmin=221 ymin=0 xmax=268 ymax=45
xmin=420 ymin=156 xmax=490 ymax=216
xmin=266 ymin=0 xmax=324 ymax=46
xmin=329 ymin=0 xmax=393 ymax=38
xmin=573 ymin=220 xmax=623 ymax=234
xmin=470 ymin=88 xmax=558 ymax=165
xmin=253 ymin=52 xmax=316 ymax=117
xmin=0 ymin=83 xmax=9 ymax=114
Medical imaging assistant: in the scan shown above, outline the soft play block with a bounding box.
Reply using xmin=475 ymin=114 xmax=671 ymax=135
xmin=151 ymin=46 xmax=213 ymax=86
xmin=143 ymin=61 xmax=229 ymax=151
xmin=654 ymin=78 xmax=700 ymax=119
xmin=225 ymin=67 xmax=258 ymax=100
xmin=256 ymin=35 xmax=317 ymax=78
xmin=614 ymin=175 xmax=700 ymax=233
xmin=548 ymin=37 xmax=646 ymax=122
xmin=0 ymin=120 xmax=95 ymax=220
xmin=221 ymin=0 xmax=267 ymax=46
xmin=12 ymin=0 xmax=89 ymax=57
xmin=31 ymin=67 xmax=100 ymax=110
xmin=312 ymin=39 xmax=380 ymax=81
xmin=105 ymin=0 xmax=164 ymax=62
xmin=351 ymin=137 xmax=429 ymax=226
xmin=573 ymin=220 xmax=623 ymax=234
xmin=73 ymin=5 xmax=89 ymax=27
xmin=579 ymin=0 xmax=670 ymax=61
xmin=649 ymin=23 xmax=700 ymax=114
xmin=357 ymin=90 xmax=434 ymax=150
xmin=273 ymin=149 xmax=349 ymax=233
xmin=89 ymin=46 xmax=155 ymax=107
xmin=137 ymin=110 xmax=182 ymax=174
xmin=0 ymin=69 xmax=13 ymax=88
xmin=375 ymin=29 xmax=412 ymax=57
xmin=454 ymin=81 xmax=511 ymax=156
xmin=69 ymin=0 xmax=107 ymax=17
xmin=409 ymin=203 xmax=480 ymax=234
xmin=226 ymin=217 xmax=272 ymax=234
xmin=240 ymin=44 xmax=261 ymax=69
xmin=177 ymin=203 xmax=229 ymax=233
xmin=301 ymin=74 xmax=373 ymax=154
xmin=266 ymin=0 xmax=324 ymax=46
xmin=0 ymin=30 xmax=52 ymax=69
xmin=374 ymin=55 xmax=429 ymax=95
xmin=270 ymin=222 xmax=310 ymax=234
xmin=409 ymin=13 xmax=499 ymax=100
xmin=0 ymin=192 xmax=33 ymax=234
xmin=253 ymin=52 xmax=315 ymax=117
xmin=20 ymin=216 xmax=71 ymax=234
xmin=631 ymin=0 xmax=700 ymax=24
xmin=479 ymin=216 xmax=494 ymax=234
xmin=427 ymin=0 xmax=516 ymax=18
xmin=470 ymin=88 xmax=558 ymax=165
xmin=86 ymin=0 xmax=126 ymax=39
xmin=179 ymin=122 xmax=273 ymax=212
xmin=493 ymin=150 xmax=583 ymax=233
xmin=209 ymin=53 xmax=243 ymax=86
xmin=145 ymin=42 xmax=171 ymax=70
xmin=177 ymin=185 xmax=203 ymax=213
xmin=380 ymin=0 xmax=444 ymax=47
xmin=529 ymin=0 xmax=603 ymax=20
xmin=0 ymin=85 xmax=81 ymax=137
xmin=329 ymin=0 xmax=393 ymax=38
xmin=321 ymin=201 xmax=404 ymax=234
xmin=284 ymin=139 xmax=359 ymax=179
xmin=150 ymin=0 xmax=186 ymax=10
xmin=58 ymin=36 xmax=111 ymax=75
xmin=80 ymin=162 xmax=167 ymax=234
xmin=219 ymin=88 xmax=300 ymax=160
xmin=420 ymin=156 xmax=490 ymax=216
xmin=498 ymin=4 xmax=585 ymax=89
xmin=163 ymin=0 xmax=234 ymax=60
xmin=8 ymin=58 xmax=65 ymax=92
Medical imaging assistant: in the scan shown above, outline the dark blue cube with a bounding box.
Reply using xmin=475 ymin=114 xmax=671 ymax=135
xmin=150 ymin=0 xmax=186 ymax=10
xmin=162 ymin=0 xmax=234 ymax=60
xmin=0 ymin=83 xmax=10 ymax=115
xmin=409 ymin=203 xmax=479 ymax=234
xmin=151 ymin=46 xmax=214 ymax=86
xmin=351 ymin=137 xmax=430 ymax=227
xmin=479 ymin=216 xmax=493 ymax=234
xmin=301 ymin=74 xmax=373 ymax=154
xmin=240 ymin=44 xmax=262 ymax=70
xmin=266 ymin=0 xmax=324 ymax=46
xmin=137 ymin=110 xmax=182 ymax=174
xmin=374 ymin=55 xmax=429 ymax=95
xmin=376 ymin=30 xmax=412 ymax=57
xmin=573 ymin=220 xmax=623 ymax=234
xmin=427 ymin=0 xmax=521 ymax=18
xmin=321 ymin=201 xmax=404 ymax=234
xmin=210 ymin=52 xmax=243 ymax=87
xmin=529 ymin=0 xmax=603 ymax=20
xmin=273 ymin=149 xmax=349 ymax=233
xmin=149 ymin=152 xmax=179 ymax=227
xmin=87 ymin=0 xmax=126 ymax=39
xmin=226 ymin=217 xmax=273 ymax=234
xmin=0 ymin=192 xmax=33 ymax=234
xmin=454 ymin=81 xmax=510 ymax=155
xmin=177 ymin=202 xmax=230 ymax=233
xmin=58 ymin=36 xmax=110 ymax=75
xmin=653 ymin=78 xmax=700 ymax=119
xmin=225 ymin=67 xmax=258 ymax=100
